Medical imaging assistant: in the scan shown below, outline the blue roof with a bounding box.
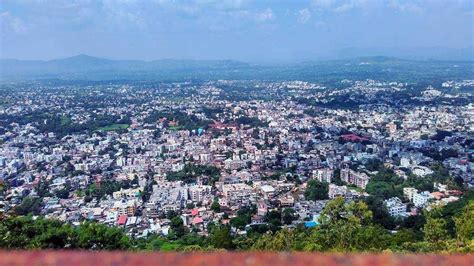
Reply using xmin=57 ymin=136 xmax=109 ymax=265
xmin=304 ymin=221 xmax=319 ymax=228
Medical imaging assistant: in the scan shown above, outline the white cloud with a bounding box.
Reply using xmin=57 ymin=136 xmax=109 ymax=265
xmin=0 ymin=12 xmax=28 ymax=34
xmin=311 ymin=0 xmax=370 ymax=13
xmin=255 ymin=8 xmax=275 ymax=22
xmin=389 ymin=0 xmax=423 ymax=14
xmin=193 ymin=0 xmax=248 ymax=10
xmin=334 ymin=0 xmax=369 ymax=13
xmin=297 ymin=8 xmax=312 ymax=24
xmin=312 ymin=0 xmax=424 ymax=14
xmin=313 ymin=20 xmax=329 ymax=31
xmin=101 ymin=0 xmax=150 ymax=30
xmin=312 ymin=0 xmax=336 ymax=9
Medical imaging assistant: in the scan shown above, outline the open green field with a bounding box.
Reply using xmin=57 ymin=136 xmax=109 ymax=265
xmin=0 ymin=99 xmax=11 ymax=105
xmin=347 ymin=184 xmax=365 ymax=193
xmin=98 ymin=123 xmax=129 ymax=131
xmin=60 ymin=116 xmax=72 ymax=126
xmin=169 ymin=125 xmax=184 ymax=131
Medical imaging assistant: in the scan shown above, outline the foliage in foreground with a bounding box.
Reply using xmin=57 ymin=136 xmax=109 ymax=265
xmin=0 ymin=195 xmax=472 ymax=253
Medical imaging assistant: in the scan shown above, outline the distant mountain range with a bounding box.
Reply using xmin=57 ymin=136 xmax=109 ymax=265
xmin=1 ymin=54 xmax=473 ymax=82
xmin=336 ymin=46 xmax=474 ymax=61
xmin=0 ymin=54 xmax=251 ymax=80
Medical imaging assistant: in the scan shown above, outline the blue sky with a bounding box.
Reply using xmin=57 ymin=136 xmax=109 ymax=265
xmin=1 ymin=0 xmax=473 ymax=61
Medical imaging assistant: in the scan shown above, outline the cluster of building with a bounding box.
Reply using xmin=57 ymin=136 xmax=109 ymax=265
xmin=0 ymin=79 xmax=472 ymax=237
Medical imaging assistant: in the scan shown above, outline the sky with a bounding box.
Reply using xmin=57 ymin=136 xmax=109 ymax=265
xmin=0 ymin=0 xmax=473 ymax=61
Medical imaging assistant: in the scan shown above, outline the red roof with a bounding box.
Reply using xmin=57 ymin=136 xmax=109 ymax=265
xmin=431 ymin=192 xmax=444 ymax=199
xmin=192 ymin=216 xmax=204 ymax=224
xmin=448 ymin=190 xmax=463 ymax=196
xmin=209 ymin=122 xmax=238 ymax=130
xmin=191 ymin=209 xmax=199 ymax=216
xmin=118 ymin=215 xmax=128 ymax=225
xmin=341 ymin=134 xmax=369 ymax=142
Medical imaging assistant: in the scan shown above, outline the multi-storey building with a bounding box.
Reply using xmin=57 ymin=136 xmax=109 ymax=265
xmin=413 ymin=191 xmax=432 ymax=207
xmin=384 ymin=197 xmax=407 ymax=217
xmin=313 ymin=168 xmax=333 ymax=183
xmin=340 ymin=168 xmax=370 ymax=189
xmin=113 ymin=200 xmax=137 ymax=216
xmin=188 ymin=185 xmax=212 ymax=203
xmin=222 ymin=183 xmax=252 ymax=206
xmin=403 ymin=187 xmax=418 ymax=201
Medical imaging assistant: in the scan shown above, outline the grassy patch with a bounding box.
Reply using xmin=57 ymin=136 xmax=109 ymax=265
xmin=60 ymin=116 xmax=72 ymax=126
xmin=0 ymin=100 xmax=11 ymax=106
xmin=98 ymin=123 xmax=129 ymax=131
xmin=347 ymin=184 xmax=365 ymax=193
xmin=169 ymin=125 xmax=184 ymax=131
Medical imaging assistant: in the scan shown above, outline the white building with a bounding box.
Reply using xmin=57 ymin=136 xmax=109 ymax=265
xmin=328 ymin=184 xmax=348 ymax=199
xmin=188 ymin=185 xmax=212 ymax=203
xmin=261 ymin=185 xmax=276 ymax=199
xmin=403 ymin=187 xmax=418 ymax=201
xmin=400 ymin=157 xmax=411 ymax=168
xmin=112 ymin=187 xmax=143 ymax=200
xmin=313 ymin=168 xmax=333 ymax=183
xmin=413 ymin=191 xmax=432 ymax=208
xmin=113 ymin=199 xmax=137 ymax=216
xmin=222 ymin=183 xmax=252 ymax=206
xmin=434 ymin=182 xmax=448 ymax=192
xmin=412 ymin=166 xmax=434 ymax=177
xmin=384 ymin=197 xmax=407 ymax=217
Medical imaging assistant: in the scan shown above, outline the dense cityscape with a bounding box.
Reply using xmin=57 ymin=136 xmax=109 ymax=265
xmin=0 ymin=77 xmax=472 ymax=252
xmin=1 ymin=2 xmax=474 ymax=266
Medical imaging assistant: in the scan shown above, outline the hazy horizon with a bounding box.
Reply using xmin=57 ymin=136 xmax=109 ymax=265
xmin=1 ymin=0 xmax=473 ymax=62
xmin=2 ymin=47 xmax=474 ymax=63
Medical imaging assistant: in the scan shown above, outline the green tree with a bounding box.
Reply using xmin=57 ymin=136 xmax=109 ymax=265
xmin=390 ymin=229 xmax=420 ymax=250
xmin=264 ymin=210 xmax=282 ymax=228
xmin=364 ymin=196 xmax=396 ymax=229
xmin=211 ymin=200 xmax=221 ymax=212
xmin=230 ymin=214 xmax=250 ymax=230
xmin=282 ymin=208 xmax=297 ymax=225
xmin=365 ymin=168 xmax=403 ymax=199
xmin=35 ymin=178 xmax=52 ymax=198
xmin=170 ymin=216 xmax=186 ymax=238
xmin=31 ymin=219 xmax=75 ymax=249
xmin=315 ymin=197 xmax=374 ymax=251
xmin=14 ymin=197 xmax=43 ymax=215
xmin=209 ymin=226 xmax=234 ymax=249
xmin=332 ymin=169 xmax=344 ymax=186
xmin=454 ymin=202 xmax=474 ymax=247
xmin=0 ymin=216 xmax=74 ymax=249
xmin=233 ymin=235 xmax=257 ymax=250
xmin=423 ymin=208 xmax=449 ymax=244
xmin=76 ymin=222 xmax=130 ymax=250
xmin=55 ymin=183 xmax=71 ymax=199
xmin=252 ymin=229 xmax=296 ymax=251
xmin=304 ymin=180 xmax=329 ymax=201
